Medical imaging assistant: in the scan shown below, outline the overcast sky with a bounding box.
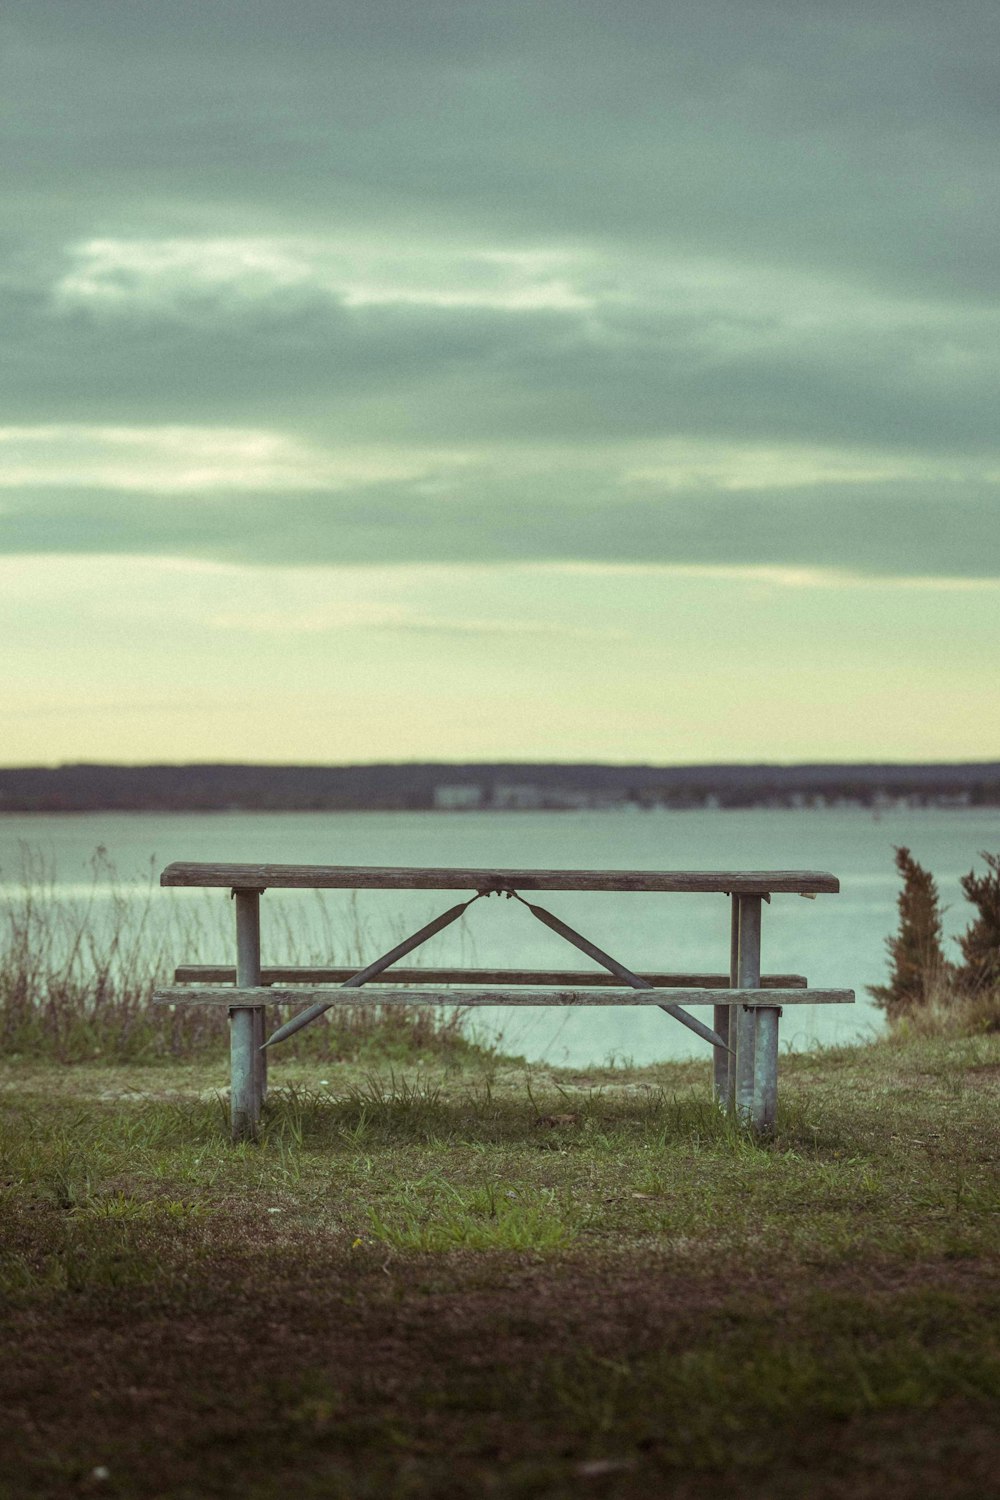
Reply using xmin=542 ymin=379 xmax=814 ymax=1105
xmin=3 ymin=0 xmax=998 ymax=764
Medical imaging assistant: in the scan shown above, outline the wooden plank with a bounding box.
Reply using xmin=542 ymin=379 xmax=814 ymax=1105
xmin=735 ymin=894 xmax=762 ymax=1124
xmin=153 ymin=986 xmax=855 ymax=1008
xmin=173 ymin=965 xmax=809 ymax=988
xmin=714 ymin=893 xmax=740 ymax=1106
xmin=234 ymin=888 xmax=266 ymax=1115
xmin=160 ymin=862 xmax=840 ymax=894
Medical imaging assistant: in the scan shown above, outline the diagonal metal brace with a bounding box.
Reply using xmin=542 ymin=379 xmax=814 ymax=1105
xmin=510 ymin=894 xmax=732 ymax=1053
xmin=262 ymin=894 xmax=482 ymax=1048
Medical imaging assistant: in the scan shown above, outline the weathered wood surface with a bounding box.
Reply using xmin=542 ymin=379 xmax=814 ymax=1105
xmin=713 ymin=894 xmax=741 ymax=1104
xmin=160 ymin=862 xmax=840 ymax=894
xmin=153 ymin=986 xmax=854 ymax=1008
xmin=735 ymin=894 xmax=762 ymax=1125
xmin=173 ymin=965 xmax=809 ymax=988
xmin=231 ymin=888 xmax=264 ymax=1140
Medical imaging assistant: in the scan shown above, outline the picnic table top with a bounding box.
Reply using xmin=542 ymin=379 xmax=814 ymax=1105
xmin=160 ymin=863 xmax=840 ymax=895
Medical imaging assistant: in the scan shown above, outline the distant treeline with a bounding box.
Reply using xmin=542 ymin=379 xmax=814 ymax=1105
xmin=1 ymin=762 xmax=998 ymax=813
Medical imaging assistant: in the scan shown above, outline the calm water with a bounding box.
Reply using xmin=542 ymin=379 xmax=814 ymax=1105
xmin=2 ymin=806 xmax=997 ymax=1067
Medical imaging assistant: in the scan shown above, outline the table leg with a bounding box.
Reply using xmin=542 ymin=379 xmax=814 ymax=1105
xmin=713 ymin=895 xmax=738 ymax=1108
xmin=229 ymin=1006 xmax=260 ymax=1142
xmin=752 ymin=1006 xmax=781 ymax=1132
xmin=232 ymin=889 xmax=264 ymax=1142
xmin=735 ymin=894 xmax=761 ymax=1123
xmin=253 ymin=1007 xmax=268 ymax=1104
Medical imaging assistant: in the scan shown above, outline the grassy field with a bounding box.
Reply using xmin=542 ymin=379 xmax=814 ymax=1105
xmin=1 ymin=1033 xmax=999 ymax=1499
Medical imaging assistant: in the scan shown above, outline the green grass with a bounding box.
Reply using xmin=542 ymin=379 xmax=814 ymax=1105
xmin=1 ymin=1035 xmax=999 ymax=1498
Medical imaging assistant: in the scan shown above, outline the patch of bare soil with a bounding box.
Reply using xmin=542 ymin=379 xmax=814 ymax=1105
xmin=2 ymin=1240 xmax=997 ymax=1499
xmin=963 ymin=1063 xmax=1000 ymax=1090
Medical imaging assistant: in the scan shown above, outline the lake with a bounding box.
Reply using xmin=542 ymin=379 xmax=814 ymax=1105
xmin=1 ymin=806 xmax=997 ymax=1067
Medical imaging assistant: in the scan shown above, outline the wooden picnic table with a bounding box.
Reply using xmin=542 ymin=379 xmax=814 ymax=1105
xmin=152 ymin=863 xmax=854 ymax=1141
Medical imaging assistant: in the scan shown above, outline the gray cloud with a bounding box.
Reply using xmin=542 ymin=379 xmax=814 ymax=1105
xmin=2 ymin=0 xmax=998 ymax=581
xmin=3 ymin=269 xmax=998 ymax=455
xmin=5 ymin=2 xmax=999 ymax=294
xmin=4 ymin=477 xmax=997 ymax=579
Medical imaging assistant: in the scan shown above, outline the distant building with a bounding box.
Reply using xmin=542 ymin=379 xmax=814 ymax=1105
xmin=433 ymin=784 xmax=483 ymax=811
xmin=491 ymin=782 xmax=543 ymax=810
xmin=546 ymin=787 xmax=598 ymax=811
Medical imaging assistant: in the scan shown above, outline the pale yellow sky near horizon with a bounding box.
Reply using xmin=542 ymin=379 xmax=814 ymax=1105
xmin=6 ymin=552 xmax=997 ymax=767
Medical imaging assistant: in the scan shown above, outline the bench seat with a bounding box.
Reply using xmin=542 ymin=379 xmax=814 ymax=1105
xmin=154 ymin=985 xmax=850 ymax=1008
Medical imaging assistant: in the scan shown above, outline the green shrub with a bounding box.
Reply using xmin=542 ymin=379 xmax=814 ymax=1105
xmin=868 ymin=846 xmax=950 ymax=1022
xmin=954 ymin=852 xmax=1000 ymax=995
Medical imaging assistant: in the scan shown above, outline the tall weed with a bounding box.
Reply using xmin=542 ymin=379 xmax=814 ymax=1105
xmin=0 ymin=844 xmax=477 ymax=1064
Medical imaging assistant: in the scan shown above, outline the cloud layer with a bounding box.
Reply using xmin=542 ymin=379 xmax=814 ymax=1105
xmin=3 ymin=0 xmax=998 ymax=586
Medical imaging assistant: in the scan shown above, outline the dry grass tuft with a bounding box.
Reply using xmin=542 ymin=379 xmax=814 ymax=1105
xmin=887 ymin=976 xmax=1000 ymax=1042
xmin=0 ymin=845 xmax=480 ymax=1066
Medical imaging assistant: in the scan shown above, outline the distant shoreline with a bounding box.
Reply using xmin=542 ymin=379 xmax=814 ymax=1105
xmin=1 ymin=760 xmax=998 ymax=814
